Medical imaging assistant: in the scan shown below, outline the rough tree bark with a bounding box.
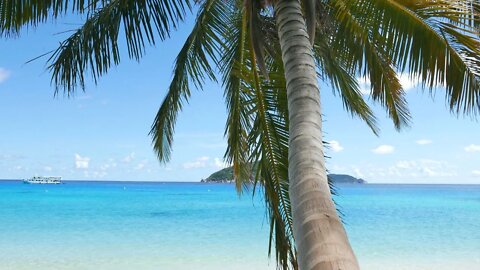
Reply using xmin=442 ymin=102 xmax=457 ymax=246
xmin=274 ymin=1 xmax=360 ymax=269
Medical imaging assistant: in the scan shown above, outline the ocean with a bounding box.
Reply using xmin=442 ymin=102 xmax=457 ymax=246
xmin=0 ymin=181 xmax=479 ymax=270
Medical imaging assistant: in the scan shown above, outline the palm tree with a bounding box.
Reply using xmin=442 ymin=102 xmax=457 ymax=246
xmin=2 ymin=1 xmax=480 ymax=269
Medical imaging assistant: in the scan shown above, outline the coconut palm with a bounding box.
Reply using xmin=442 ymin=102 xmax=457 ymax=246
xmin=2 ymin=1 xmax=480 ymax=270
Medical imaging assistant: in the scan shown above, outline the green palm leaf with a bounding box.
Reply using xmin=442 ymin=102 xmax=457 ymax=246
xmin=0 ymin=0 xmax=99 ymax=36
xmin=45 ymin=0 xmax=192 ymax=94
xmin=325 ymin=0 xmax=412 ymax=129
xmin=335 ymin=0 xmax=480 ymax=115
xmin=148 ymin=0 xmax=227 ymax=162
xmin=221 ymin=6 xmax=254 ymax=191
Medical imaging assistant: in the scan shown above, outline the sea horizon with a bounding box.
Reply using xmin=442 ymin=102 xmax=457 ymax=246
xmin=2 ymin=179 xmax=480 ymax=185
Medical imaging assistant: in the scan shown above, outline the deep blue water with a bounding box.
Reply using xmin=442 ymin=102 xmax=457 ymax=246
xmin=0 ymin=181 xmax=479 ymax=270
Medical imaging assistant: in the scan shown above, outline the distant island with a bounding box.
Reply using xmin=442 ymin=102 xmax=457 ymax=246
xmin=327 ymin=174 xmax=367 ymax=184
xmin=201 ymin=167 xmax=366 ymax=184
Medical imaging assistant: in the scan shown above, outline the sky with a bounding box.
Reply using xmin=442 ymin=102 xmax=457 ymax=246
xmin=0 ymin=13 xmax=479 ymax=184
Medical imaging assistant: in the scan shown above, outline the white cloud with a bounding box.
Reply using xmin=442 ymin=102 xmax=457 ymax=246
xmin=0 ymin=68 xmax=11 ymax=84
xmin=416 ymin=139 xmax=432 ymax=145
xmin=122 ymin=152 xmax=135 ymax=163
xmin=134 ymin=160 xmax=148 ymax=171
xmin=108 ymin=159 xmax=117 ymax=167
xmin=214 ymin=158 xmax=228 ymax=169
xmin=351 ymin=159 xmax=457 ymax=182
xmin=358 ymin=76 xmax=371 ymax=95
xmin=398 ymin=73 xmax=419 ymax=90
xmin=0 ymin=154 xmax=25 ymax=160
xmin=395 ymin=159 xmax=456 ymax=178
xmin=44 ymin=166 xmax=52 ymax=172
xmin=183 ymin=156 xmax=210 ymax=169
xmin=422 ymin=167 xmax=436 ymax=177
xmin=328 ymin=140 xmax=344 ymax=152
xmin=135 ymin=163 xmax=145 ymax=170
xmin=358 ymin=73 xmax=419 ymax=95
xmin=100 ymin=164 xmax=110 ymax=171
xmin=75 ymin=154 xmax=90 ymax=169
xmin=395 ymin=160 xmax=414 ymax=169
xmin=353 ymin=168 xmax=364 ymax=178
xmin=464 ymin=144 xmax=480 ymax=153
xmin=472 ymin=170 xmax=480 ymax=177
xmin=83 ymin=170 xmax=107 ymax=179
xmin=372 ymin=145 xmax=395 ymax=154
xmin=99 ymin=159 xmax=117 ymax=171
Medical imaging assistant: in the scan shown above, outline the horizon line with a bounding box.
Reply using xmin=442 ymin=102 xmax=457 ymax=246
xmin=1 ymin=179 xmax=479 ymax=185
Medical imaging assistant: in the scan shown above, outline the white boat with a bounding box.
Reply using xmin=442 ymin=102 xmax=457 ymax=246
xmin=23 ymin=176 xmax=63 ymax=184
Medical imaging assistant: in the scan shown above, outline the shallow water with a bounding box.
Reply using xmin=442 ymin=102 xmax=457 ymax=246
xmin=0 ymin=181 xmax=479 ymax=270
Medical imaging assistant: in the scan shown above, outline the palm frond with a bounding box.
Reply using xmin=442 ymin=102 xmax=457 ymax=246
xmin=221 ymin=5 xmax=253 ymax=192
xmin=238 ymin=48 xmax=296 ymax=270
xmin=327 ymin=0 xmax=412 ymax=129
xmin=314 ymin=28 xmax=379 ymax=135
xmin=46 ymin=0 xmax=192 ymax=94
xmin=245 ymin=0 xmax=269 ymax=77
xmin=150 ymin=0 xmax=227 ymax=162
xmin=220 ymin=7 xmax=297 ymax=267
xmin=244 ymin=70 xmax=296 ymax=270
xmin=0 ymin=0 xmax=102 ymax=36
xmin=335 ymin=0 xmax=480 ymax=116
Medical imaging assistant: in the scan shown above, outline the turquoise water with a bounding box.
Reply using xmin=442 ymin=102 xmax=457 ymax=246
xmin=0 ymin=181 xmax=479 ymax=270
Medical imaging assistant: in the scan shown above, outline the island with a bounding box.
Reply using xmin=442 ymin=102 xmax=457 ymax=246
xmin=327 ymin=174 xmax=367 ymax=184
xmin=201 ymin=167 xmax=367 ymax=184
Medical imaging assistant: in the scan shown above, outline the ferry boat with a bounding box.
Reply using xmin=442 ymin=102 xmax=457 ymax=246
xmin=23 ymin=176 xmax=63 ymax=184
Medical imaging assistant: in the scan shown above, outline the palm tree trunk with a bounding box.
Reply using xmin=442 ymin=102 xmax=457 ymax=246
xmin=274 ymin=1 xmax=360 ymax=269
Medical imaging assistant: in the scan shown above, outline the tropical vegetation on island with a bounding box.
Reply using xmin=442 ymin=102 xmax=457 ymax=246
xmin=203 ymin=167 xmax=366 ymax=184
xmin=2 ymin=1 xmax=480 ymax=269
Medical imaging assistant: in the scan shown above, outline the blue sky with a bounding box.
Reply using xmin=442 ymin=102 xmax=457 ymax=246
xmin=0 ymin=14 xmax=479 ymax=183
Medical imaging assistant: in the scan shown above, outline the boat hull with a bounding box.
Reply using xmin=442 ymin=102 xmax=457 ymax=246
xmin=23 ymin=177 xmax=63 ymax=184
